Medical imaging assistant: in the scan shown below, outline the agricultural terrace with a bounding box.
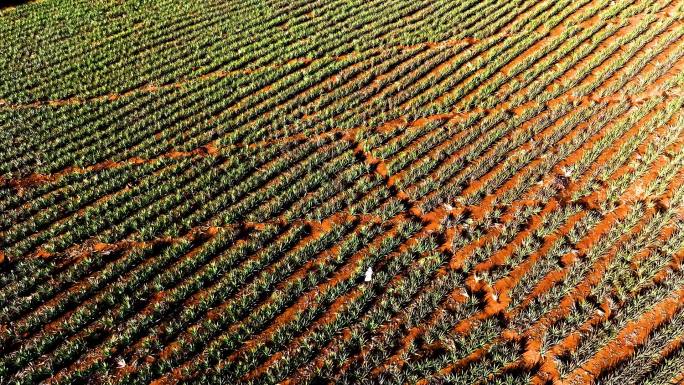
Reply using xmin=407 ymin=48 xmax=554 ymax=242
xmin=1 ymin=0 xmax=684 ymax=384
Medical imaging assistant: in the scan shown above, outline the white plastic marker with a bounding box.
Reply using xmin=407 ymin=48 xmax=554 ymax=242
xmin=364 ymin=267 xmax=373 ymax=282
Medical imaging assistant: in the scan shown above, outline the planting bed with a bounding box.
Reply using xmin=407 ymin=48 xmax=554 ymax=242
xmin=1 ymin=0 xmax=684 ymax=384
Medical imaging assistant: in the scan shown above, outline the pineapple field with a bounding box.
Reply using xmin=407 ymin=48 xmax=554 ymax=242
xmin=1 ymin=0 xmax=684 ymax=384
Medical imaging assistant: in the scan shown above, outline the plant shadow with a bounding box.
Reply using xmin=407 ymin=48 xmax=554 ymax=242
xmin=1 ymin=0 xmax=33 ymax=8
